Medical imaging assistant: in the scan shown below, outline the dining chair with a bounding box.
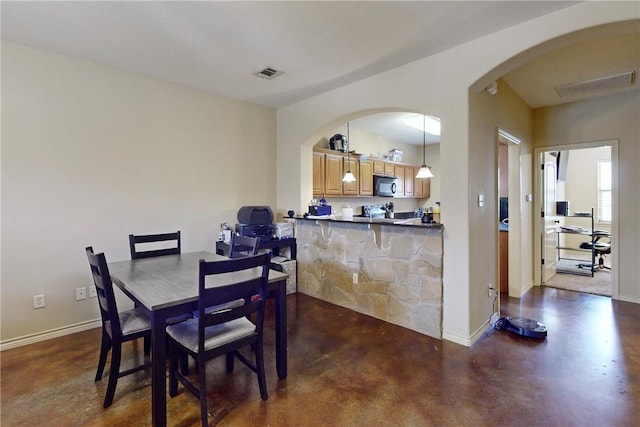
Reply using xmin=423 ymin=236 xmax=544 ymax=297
xmin=86 ymin=246 xmax=152 ymax=408
xmin=129 ymin=231 xmax=181 ymax=259
xmin=192 ymin=233 xmax=259 ymax=319
xmin=167 ymin=252 xmax=272 ymax=426
xmin=129 ymin=231 xmax=192 ymax=325
xmin=228 ymin=234 xmax=259 ymax=258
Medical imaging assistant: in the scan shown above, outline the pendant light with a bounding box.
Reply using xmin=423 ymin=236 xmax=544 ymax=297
xmin=416 ymin=114 xmax=434 ymax=179
xmin=342 ymin=122 xmax=356 ymax=182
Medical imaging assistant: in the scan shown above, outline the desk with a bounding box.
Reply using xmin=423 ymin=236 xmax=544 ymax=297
xmin=108 ymin=251 xmax=288 ymax=427
xmin=216 ymin=237 xmax=296 ymax=260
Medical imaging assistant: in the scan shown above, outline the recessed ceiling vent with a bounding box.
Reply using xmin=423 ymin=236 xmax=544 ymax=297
xmin=254 ymin=67 xmax=284 ymax=80
xmin=555 ymin=71 xmax=635 ymax=98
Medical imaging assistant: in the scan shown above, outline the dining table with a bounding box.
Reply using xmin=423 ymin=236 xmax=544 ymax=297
xmin=108 ymin=251 xmax=289 ymax=427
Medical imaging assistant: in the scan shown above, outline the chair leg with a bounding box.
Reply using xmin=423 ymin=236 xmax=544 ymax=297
xmin=144 ymin=336 xmax=151 ymax=356
xmin=95 ymin=330 xmax=111 ymax=381
xmin=199 ymin=357 xmax=208 ymax=427
xmin=103 ymin=342 xmax=122 ymax=408
xmin=226 ymin=352 xmax=235 ymax=373
xmin=168 ymin=341 xmax=179 ymax=397
xmin=255 ymin=341 xmax=268 ymax=401
xmin=179 ymin=352 xmax=189 ymax=375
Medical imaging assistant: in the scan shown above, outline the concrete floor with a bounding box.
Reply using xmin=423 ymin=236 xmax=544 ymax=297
xmin=2 ymin=286 xmax=638 ymax=426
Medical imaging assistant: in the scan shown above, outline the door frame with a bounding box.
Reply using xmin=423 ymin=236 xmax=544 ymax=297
xmin=533 ymin=140 xmax=619 ymax=298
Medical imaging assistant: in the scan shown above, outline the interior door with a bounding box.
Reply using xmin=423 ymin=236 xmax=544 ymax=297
xmin=542 ymin=154 xmax=558 ymax=282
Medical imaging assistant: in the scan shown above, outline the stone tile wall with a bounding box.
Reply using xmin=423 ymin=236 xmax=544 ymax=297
xmin=296 ymin=220 xmax=443 ymax=339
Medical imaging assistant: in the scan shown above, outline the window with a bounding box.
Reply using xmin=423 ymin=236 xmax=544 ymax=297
xmin=597 ymin=160 xmax=611 ymax=224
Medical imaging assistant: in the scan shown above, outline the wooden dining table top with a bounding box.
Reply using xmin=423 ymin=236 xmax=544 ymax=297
xmin=108 ymin=251 xmax=288 ymax=311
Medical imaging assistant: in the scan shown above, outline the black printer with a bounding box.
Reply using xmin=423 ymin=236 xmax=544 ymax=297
xmin=235 ymin=206 xmax=275 ymax=241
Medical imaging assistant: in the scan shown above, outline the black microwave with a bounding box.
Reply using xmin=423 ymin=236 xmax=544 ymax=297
xmin=374 ymin=175 xmax=397 ymax=197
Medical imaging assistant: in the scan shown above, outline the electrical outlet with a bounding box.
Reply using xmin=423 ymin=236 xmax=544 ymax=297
xmin=76 ymin=287 xmax=87 ymax=301
xmin=88 ymin=286 xmax=97 ymax=298
xmin=488 ymin=283 xmax=496 ymax=297
xmin=33 ymin=294 xmax=46 ymax=309
xmin=352 ymin=273 xmax=359 ymax=284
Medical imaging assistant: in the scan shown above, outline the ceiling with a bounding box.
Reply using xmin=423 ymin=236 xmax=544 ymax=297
xmin=2 ymin=1 xmax=638 ymax=145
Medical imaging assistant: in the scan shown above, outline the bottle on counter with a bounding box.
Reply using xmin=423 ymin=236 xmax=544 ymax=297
xmin=433 ymin=202 xmax=441 ymax=224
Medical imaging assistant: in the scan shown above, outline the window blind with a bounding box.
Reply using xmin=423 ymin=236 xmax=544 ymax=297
xmin=597 ymin=160 xmax=611 ymax=224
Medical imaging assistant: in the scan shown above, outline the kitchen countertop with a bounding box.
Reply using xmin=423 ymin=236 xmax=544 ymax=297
xmin=294 ymin=215 xmax=443 ymax=228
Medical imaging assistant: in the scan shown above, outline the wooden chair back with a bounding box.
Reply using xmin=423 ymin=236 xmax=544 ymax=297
xmin=196 ymin=252 xmax=271 ymax=345
xmin=228 ymin=234 xmax=259 ymax=258
xmin=129 ymin=231 xmax=181 ymax=259
xmin=86 ymin=247 xmax=122 ymax=338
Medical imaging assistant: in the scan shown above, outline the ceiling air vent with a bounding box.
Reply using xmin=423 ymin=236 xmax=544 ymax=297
xmin=555 ymin=71 xmax=635 ymax=98
xmin=254 ymin=67 xmax=284 ymax=80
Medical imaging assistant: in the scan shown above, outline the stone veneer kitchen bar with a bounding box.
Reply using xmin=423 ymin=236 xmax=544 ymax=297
xmin=295 ymin=218 xmax=443 ymax=339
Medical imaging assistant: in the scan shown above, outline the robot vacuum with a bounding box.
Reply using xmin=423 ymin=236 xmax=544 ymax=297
xmin=498 ymin=316 xmax=547 ymax=339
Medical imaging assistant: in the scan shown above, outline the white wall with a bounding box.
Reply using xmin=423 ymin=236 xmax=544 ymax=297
xmin=1 ymin=42 xmax=277 ymax=342
xmin=276 ymin=3 xmax=639 ymax=344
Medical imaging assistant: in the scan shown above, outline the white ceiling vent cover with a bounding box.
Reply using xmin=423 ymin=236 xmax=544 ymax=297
xmin=254 ymin=67 xmax=284 ymax=80
xmin=555 ymin=71 xmax=635 ymax=98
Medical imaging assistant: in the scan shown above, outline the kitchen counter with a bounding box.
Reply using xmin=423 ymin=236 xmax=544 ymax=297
xmin=296 ymin=215 xmax=443 ymax=228
xmin=294 ymin=215 xmax=443 ymax=339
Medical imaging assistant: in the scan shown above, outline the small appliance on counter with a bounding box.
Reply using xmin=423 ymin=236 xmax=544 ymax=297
xmin=308 ymin=195 xmax=331 ymax=216
xmin=361 ymin=204 xmax=386 ymax=219
xmin=236 ymin=206 xmax=275 ymax=241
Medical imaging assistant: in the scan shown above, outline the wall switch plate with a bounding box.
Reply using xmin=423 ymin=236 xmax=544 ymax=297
xmin=76 ymin=287 xmax=87 ymax=301
xmin=478 ymin=194 xmax=485 ymax=207
xmin=526 ymin=194 xmax=533 ymax=202
xmin=33 ymin=294 xmax=45 ymax=309
xmin=352 ymin=273 xmax=359 ymax=284
xmin=88 ymin=286 xmax=97 ymax=298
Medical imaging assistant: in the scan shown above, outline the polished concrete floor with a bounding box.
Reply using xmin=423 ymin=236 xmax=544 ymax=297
xmin=2 ymin=286 xmax=638 ymax=426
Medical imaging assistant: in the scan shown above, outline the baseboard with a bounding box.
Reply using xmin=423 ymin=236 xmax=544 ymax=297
xmin=442 ymin=329 xmax=473 ymax=347
xmin=0 ymin=319 xmax=101 ymax=351
xmin=469 ymin=320 xmax=491 ymax=346
xmin=510 ymin=280 xmax=533 ymax=298
xmin=616 ymin=294 xmax=640 ymax=304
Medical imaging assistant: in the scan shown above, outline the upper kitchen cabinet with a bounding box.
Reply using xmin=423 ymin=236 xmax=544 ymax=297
xmin=342 ymin=156 xmax=359 ymax=196
xmin=373 ymin=160 xmax=385 ymax=175
xmin=404 ymin=166 xmax=414 ymax=197
xmin=312 ymin=148 xmax=430 ymax=198
xmin=384 ymin=162 xmax=395 ymax=176
xmin=394 ymin=165 xmax=405 ymax=196
xmin=414 ymin=176 xmax=431 ymax=199
xmin=359 ymin=160 xmax=373 ymax=196
xmin=324 ymin=151 xmax=344 ymax=196
xmin=313 ymin=150 xmax=325 ymax=196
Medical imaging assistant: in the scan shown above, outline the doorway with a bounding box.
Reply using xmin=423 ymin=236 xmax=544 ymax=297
xmin=497 ymin=128 xmax=521 ymax=313
xmin=534 ymin=141 xmax=618 ymax=298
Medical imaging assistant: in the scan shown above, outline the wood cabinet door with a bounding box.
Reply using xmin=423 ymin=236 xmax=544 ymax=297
xmin=359 ymin=160 xmax=373 ymax=196
xmin=394 ymin=165 xmax=405 ymax=196
xmin=342 ymin=157 xmax=359 ymax=196
xmin=422 ymin=177 xmax=431 ymax=199
xmin=373 ymin=160 xmax=385 ymax=175
xmin=325 ymin=153 xmax=343 ymax=195
xmin=404 ymin=166 xmax=414 ymax=196
xmin=385 ymin=162 xmax=395 ymax=176
xmin=313 ymin=151 xmax=325 ymax=196
xmin=414 ymin=172 xmax=424 ymax=198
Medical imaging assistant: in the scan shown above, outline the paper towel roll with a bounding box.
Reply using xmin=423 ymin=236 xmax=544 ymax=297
xmin=342 ymin=207 xmax=353 ymax=220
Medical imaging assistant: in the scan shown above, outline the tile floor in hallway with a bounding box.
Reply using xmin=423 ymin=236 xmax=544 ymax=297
xmin=1 ymin=286 xmax=638 ymax=426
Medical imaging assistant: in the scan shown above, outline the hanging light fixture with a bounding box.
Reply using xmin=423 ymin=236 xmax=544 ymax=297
xmin=342 ymin=122 xmax=356 ymax=182
xmin=416 ymin=114 xmax=434 ymax=179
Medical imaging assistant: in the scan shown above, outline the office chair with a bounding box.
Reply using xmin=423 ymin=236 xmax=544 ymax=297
xmin=578 ymin=231 xmax=611 ymax=271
